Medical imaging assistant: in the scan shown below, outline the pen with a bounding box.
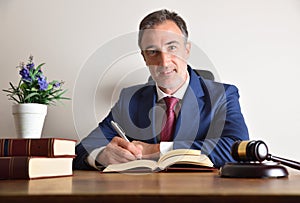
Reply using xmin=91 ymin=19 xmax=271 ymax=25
xmin=111 ymin=120 xmax=142 ymax=160
xmin=111 ymin=120 xmax=130 ymax=142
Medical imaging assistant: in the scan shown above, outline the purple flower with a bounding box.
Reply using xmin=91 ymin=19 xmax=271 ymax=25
xmin=26 ymin=62 xmax=34 ymax=70
xmin=53 ymin=82 xmax=61 ymax=88
xmin=19 ymin=68 xmax=31 ymax=82
xmin=38 ymin=75 xmax=48 ymax=91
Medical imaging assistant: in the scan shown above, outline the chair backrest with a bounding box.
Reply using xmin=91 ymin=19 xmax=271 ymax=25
xmin=148 ymin=69 xmax=215 ymax=82
xmin=193 ymin=69 xmax=215 ymax=81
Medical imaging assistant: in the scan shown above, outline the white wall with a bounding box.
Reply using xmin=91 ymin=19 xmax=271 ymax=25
xmin=1 ymin=0 xmax=300 ymax=161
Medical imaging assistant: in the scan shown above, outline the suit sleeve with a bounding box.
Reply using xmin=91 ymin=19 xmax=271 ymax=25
xmin=73 ymin=88 xmax=133 ymax=170
xmin=73 ymin=113 xmax=116 ymax=170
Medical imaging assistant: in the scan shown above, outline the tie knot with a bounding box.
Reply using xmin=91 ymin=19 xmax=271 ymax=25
xmin=164 ymin=97 xmax=179 ymax=110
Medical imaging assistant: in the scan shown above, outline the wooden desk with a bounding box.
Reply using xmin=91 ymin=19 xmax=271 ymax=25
xmin=0 ymin=169 xmax=300 ymax=203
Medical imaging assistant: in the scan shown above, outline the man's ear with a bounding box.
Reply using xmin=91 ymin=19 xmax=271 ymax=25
xmin=185 ymin=42 xmax=191 ymax=58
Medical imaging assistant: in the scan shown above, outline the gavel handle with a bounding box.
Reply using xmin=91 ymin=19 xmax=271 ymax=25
xmin=267 ymin=154 xmax=300 ymax=170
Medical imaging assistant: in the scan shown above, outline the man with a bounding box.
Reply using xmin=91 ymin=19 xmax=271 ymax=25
xmin=73 ymin=9 xmax=249 ymax=170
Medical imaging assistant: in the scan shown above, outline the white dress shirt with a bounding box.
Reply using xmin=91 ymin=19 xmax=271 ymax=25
xmin=155 ymin=72 xmax=190 ymax=154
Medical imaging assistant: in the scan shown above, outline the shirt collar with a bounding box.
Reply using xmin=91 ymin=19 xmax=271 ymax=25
xmin=156 ymin=71 xmax=190 ymax=101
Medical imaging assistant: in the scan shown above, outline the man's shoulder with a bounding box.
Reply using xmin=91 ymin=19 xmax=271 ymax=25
xmin=189 ymin=67 xmax=238 ymax=97
xmin=196 ymin=77 xmax=240 ymax=103
xmin=200 ymin=77 xmax=238 ymax=93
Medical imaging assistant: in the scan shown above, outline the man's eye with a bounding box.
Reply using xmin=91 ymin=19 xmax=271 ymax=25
xmin=168 ymin=45 xmax=177 ymax=51
xmin=146 ymin=50 xmax=159 ymax=56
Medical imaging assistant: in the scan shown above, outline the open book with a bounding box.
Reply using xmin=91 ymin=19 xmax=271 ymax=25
xmin=103 ymin=149 xmax=214 ymax=173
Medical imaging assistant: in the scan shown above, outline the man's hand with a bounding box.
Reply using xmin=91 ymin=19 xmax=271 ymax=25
xmin=96 ymin=137 xmax=142 ymax=167
xmin=132 ymin=141 xmax=160 ymax=160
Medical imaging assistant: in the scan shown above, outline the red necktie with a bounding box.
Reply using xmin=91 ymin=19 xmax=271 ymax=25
xmin=161 ymin=97 xmax=179 ymax=141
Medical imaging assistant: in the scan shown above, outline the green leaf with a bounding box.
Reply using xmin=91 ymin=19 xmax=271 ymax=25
xmin=47 ymin=84 xmax=53 ymax=91
xmin=33 ymin=63 xmax=45 ymax=77
xmin=24 ymin=92 xmax=40 ymax=101
xmin=9 ymin=82 xmax=18 ymax=91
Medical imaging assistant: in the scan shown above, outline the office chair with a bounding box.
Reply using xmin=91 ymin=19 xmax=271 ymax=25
xmin=148 ymin=69 xmax=215 ymax=82
xmin=193 ymin=69 xmax=215 ymax=81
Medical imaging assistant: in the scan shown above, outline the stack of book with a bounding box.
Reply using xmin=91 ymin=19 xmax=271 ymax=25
xmin=0 ymin=138 xmax=76 ymax=179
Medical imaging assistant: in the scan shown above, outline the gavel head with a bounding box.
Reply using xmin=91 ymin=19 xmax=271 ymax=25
xmin=231 ymin=140 xmax=269 ymax=162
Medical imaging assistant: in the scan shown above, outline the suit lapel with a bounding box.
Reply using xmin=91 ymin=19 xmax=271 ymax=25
xmin=174 ymin=67 xmax=205 ymax=141
xmin=136 ymin=83 xmax=159 ymax=143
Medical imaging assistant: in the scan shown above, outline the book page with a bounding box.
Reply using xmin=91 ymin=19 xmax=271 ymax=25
xmin=29 ymin=157 xmax=73 ymax=178
xmin=103 ymin=159 xmax=158 ymax=172
xmin=158 ymin=154 xmax=214 ymax=170
xmin=158 ymin=149 xmax=201 ymax=163
xmin=54 ymin=139 xmax=76 ymax=156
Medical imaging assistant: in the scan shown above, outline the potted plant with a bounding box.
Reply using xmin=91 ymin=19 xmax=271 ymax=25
xmin=2 ymin=55 xmax=70 ymax=138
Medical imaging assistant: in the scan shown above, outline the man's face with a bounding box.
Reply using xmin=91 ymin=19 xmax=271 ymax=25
xmin=140 ymin=20 xmax=191 ymax=94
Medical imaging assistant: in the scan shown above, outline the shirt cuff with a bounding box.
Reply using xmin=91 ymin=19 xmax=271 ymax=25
xmin=160 ymin=141 xmax=173 ymax=155
xmin=86 ymin=147 xmax=106 ymax=169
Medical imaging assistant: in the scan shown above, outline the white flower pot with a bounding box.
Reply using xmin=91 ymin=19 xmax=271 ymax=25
xmin=12 ymin=103 xmax=47 ymax=139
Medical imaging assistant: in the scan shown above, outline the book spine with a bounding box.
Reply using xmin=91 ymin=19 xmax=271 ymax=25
xmin=0 ymin=139 xmax=55 ymax=157
xmin=0 ymin=157 xmax=29 ymax=179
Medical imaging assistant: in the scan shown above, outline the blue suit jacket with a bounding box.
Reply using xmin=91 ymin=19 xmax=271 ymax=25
xmin=74 ymin=66 xmax=249 ymax=169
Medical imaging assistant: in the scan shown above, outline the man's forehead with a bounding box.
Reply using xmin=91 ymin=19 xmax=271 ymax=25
xmin=140 ymin=29 xmax=185 ymax=49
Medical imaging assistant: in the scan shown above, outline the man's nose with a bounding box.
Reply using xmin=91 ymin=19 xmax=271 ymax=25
xmin=159 ymin=51 xmax=171 ymax=67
